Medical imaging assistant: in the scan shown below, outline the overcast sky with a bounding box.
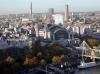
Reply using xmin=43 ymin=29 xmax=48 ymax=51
xmin=0 ymin=0 xmax=100 ymax=14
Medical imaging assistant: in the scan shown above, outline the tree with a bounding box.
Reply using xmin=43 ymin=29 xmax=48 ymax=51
xmin=40 ymin=59 xmax=46 ymax=66
xmin=5 ymin=56 xmax=15 ymax=64
xmin=37 ymin=52 xmax=42 ymax=57
xmin=47 ymin=42 xmax=64 ymax=50
xmin=24 ymin=56 xmax=38 ymax=67
xmin=60 ymin=55 xmax=64 ymax=60
xmin=52 ymin=56 xmax=62 ymax=65
xmin=86 ymin=38 xmax=100 ymax=48
xmin=37 ymin=52 xmax=43 ymax=60
xmin=24 ymin=57 xmax=30 ymax=65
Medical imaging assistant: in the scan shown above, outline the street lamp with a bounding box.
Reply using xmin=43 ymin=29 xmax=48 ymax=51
xmin=61 ymin=64 xmax=64 ymax=68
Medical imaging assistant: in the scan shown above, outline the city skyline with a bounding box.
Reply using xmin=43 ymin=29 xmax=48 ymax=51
xmin=0 ymin=0 xmax=100 ymax=15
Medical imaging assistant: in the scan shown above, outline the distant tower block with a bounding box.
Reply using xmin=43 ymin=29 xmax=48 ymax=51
xmin=49 ymin=8 xmax=54 ymax=16
xmin=64 ymin=4 xmax=69 ymax=22
xmin=30 ymin=2 xmax=33 ymax=19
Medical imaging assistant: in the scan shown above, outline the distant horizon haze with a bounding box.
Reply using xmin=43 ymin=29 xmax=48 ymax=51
xmin=0 ymin=0 xmax=100 ymax=15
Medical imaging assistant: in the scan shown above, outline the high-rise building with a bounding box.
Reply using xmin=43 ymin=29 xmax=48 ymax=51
xmin=49 ymin=8 xmax=54 ymax=15
xmin=64 ymin=4 xmax=69 ymax=22
xmin=30 ymin=2 xmax=33 ymax=19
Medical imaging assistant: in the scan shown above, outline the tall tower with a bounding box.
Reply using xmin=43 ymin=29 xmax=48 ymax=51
xmin=49 ymin=8 xmax=54 ymax=16
xmin=64 ymin=4 xmax=69 ymax=22
xmin=30 ymin=2 xmax=33 ymax=19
